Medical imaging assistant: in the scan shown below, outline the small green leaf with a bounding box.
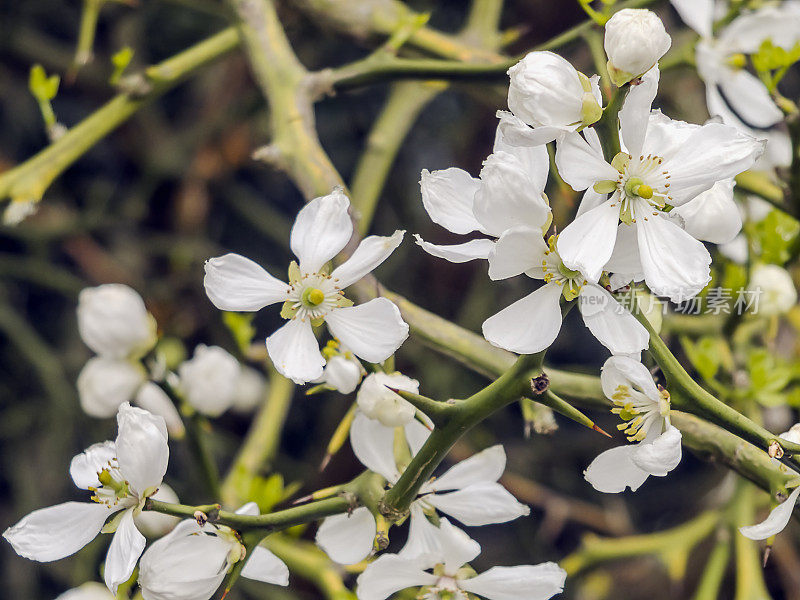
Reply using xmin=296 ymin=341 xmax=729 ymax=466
xmin=110 ymin=46 xmax=134 ymax=85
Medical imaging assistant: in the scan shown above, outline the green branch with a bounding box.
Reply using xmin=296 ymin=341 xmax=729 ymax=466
xmin=0 ymin=28 xmax=239 ymax=207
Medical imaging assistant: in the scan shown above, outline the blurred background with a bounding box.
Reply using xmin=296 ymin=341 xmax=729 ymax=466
xmin=1 ymin=1 xmax=799 ymax=599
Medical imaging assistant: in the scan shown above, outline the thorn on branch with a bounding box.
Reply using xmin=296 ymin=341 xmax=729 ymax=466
xmin=252 ymin=144 xmax=287 ymax=169
xmin=530 ymin=373 xmax=550 ymax=396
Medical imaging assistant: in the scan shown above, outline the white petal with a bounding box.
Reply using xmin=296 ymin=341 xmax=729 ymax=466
xmin=315 ymin=506 xmax=376 ymax=565
xmin=400 ymin=503 xmax=444 ymax=558
xmin=3 ymin=502 xmax=116 ymax=562
xmin=427 ymin=445 xmax=506 ymax=492
xmin=556 ymin=199 xmax=620 ymax=282
xmin=290 ymin=189 xmax=353 ymax=273
xmin=419 ymin=168 xmax=483 ymax=235
xmin=555 ymin=132 xmax=618 ymax=191
xmin=350 ymin=411 xmax=400 ymax=481
xmin=436 ymin=518 xmax=481 ymax=574
xmin=720 ymin=70 xmax=783 ymax=128
xmin=321 ymin=355 xmax=364 ymax=394
xmin=740 ymin=487 xmax=800 ymax=540
xmin=55 ymin=582 xmax=114 ymax=600
xmin=496 ymin=121 xmax=564 ymax=149
xmin=583 ymin=445 xmax=650 ymax=493
xmin=601 ymin=355 xmax=661 ymax=401
xmin=482 ymin=284 xmax=563 ymax=355
xmin=266 ymin=319 xmax=324 ymax=384
xmin=70 ymin=441 xmax=117 ymax=490
xmin=493 ymin=112 xmax=551 ymax=189
xmin=488 ymin=227 xmax=548 ymax=281
xmin=473 ymin=151 xmax=551 ymax=237
xmin=670 ymin=179 xmax=741 ymax=244
xmin=104 ymin=509 xmax=146 ymax=594
xmin=631 ymin=426 xmax=682 ymax=476
xmin=242 ymin=546 xmax=290 ymax=585
xmin=578 ymin=284 xmax=649 ymax=355
xmin=356 ymin=554 xmax=437 ymax=600
xmin=636 ymin=213 xmax=711 ymax=302
xmin=576 ymin=188 xmax=608 ymax=218
xmin=670 ymin=0 xmax=714 ymax=37
xmin=203 ymin=254 xmax=289 ymax=312
xmin=460 ymin=562 xmax=567 ymax=600
xmin=404 ymin=419 xmax=432 ymax=457
xmin=325 ymin=298 xmax=409 ymax=364
xmin=134 ymin=382 xmax=185 ymax=438
xmin=414 ymin=236 xmax=494 ymax=263
xmin=604 ymin=224 xmax=643 ymax=282
xmin=427 ymin=482 xmax=529 ymax=526
xmin=331 ymin=230 xmax=405 ymax=289
xmin=660 ymin=122 xmax=764 ymax=205
xmin=235 ymin=501 xmax=260 ymax=516
xmin=619 ymin=66 xmax=659 ymax=157
xmin=134 ymin=484 xmax=180 ymax=538
xmin=115 ymin=403 xmax=169 ymax=497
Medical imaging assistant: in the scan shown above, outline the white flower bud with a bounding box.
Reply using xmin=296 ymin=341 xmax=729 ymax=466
xmin=507 ymin=51 xmax=602 ymax=129
xmin=77 ymin=357 xmax=145 ymax=418
xmin=55 ymin=582 xmax=114 ymax=600
xmin=604 ymin=9 xmax=671 ymax=85
xmin=356 ymin=372 xmax=419 ymax=427
xmin=138 ymin=521 xmax=237 ymax=600
xmin=320 ymin=355 xmax=364 ymax=394
xmin=749 ymin=264 xmax=797 ymax=316
xmin=177 ymin=345 xmax=241 ymax=417
xmin=77 ymin=284 xmax=157 ymax=359
xmin=134 ymin=484 xmax=180 ymax=537
xmin=134 ymin=382 xmax=185 ymax=438
xmin=231 ymin=366 xmax=267 ymax=414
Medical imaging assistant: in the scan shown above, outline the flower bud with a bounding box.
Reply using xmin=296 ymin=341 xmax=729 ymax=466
xmin=320 ymin=354 xmax=364 ymax=394
xmin=177 ymin=345 xmax=240 ymax=417
xmin=507 ymin=51 xmax=602 ymax=130
xmin=749 ymin=264 xmax=797 ymax=316
xmin=55 ymin=582 xmax=114 ymax=600
xmin=77 ymin=284 xmax=157 ymax=359
xmin=77 ymin=357 xmax=145 ymax=418
xmin=356 ymin=372 xmax=419 ymax=427
xmin=604 ymin=9 xmax=671 ymax=85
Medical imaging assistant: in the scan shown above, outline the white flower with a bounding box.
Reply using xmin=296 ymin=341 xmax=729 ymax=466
xmin=138 ymin=502 xmax=289 ymax=600
xmin=555 ymin=67 xmax=764 ymax=302
xmin=604 ymin=8 xmax=671 ymax=85
xmin=316 ymin=413 xmax=529 ymax=565
xmin=504 ymin=51 xmax=603 ymax=145
xmin=3 ymin=403 xmax=169 ymax=594
xmin=671 ymin=0 xmax=800 ymax=169
xmin=77 ymin=359 xmax=184 ymax=437
xmin=584 ymin=356 xmax=682 ymax=493
xmin=357 ymin=372 xmax=420 ymax=427
xmin=749 ymin=264 xmax=798 ymax=316
xmin=231 ymin=366 xmax=267 ymax=413
xmin=415 ymin=113 xmax=550 ymax=264
xmin=177 ymin=345 xmax=241 ymax=417
xmin=55 ymin=582 xmax=114 ymax=600
xmin=356 ymin=518 xmax=566 ymax=600
xmin=204 ymin=190 xmax=408 ymax=384
xmin=482 ymin=230 xmax=649 ymax=355
xmin=77 ymin=284 xmax=157 ymax=360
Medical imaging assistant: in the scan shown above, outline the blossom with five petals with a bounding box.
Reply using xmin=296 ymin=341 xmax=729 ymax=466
xmin=356 ymin=518 xmax=566 ymax=600
xmin=204 ymin=190 xmax=408 ymax=384
xmin=3 ymin=403 xmax=169 ymax=593
xmin=584 ymin=356 xmax=682 ymax=493
xmin=555 ymin=67 xmax=764 ymax=301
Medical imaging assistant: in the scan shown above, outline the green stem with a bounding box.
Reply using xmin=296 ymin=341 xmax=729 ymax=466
xmin=182 ymin=409 xmax=222 ymax=500
xmin=381 ymin=352 xmax=544 ymax=516
xmin=0 ymin=28 xmax=239 ymax=205
xmin=732 ymin=480 xmax=773 ymax=600
xmin=692 ymin=534 xmax=731 ymax=600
